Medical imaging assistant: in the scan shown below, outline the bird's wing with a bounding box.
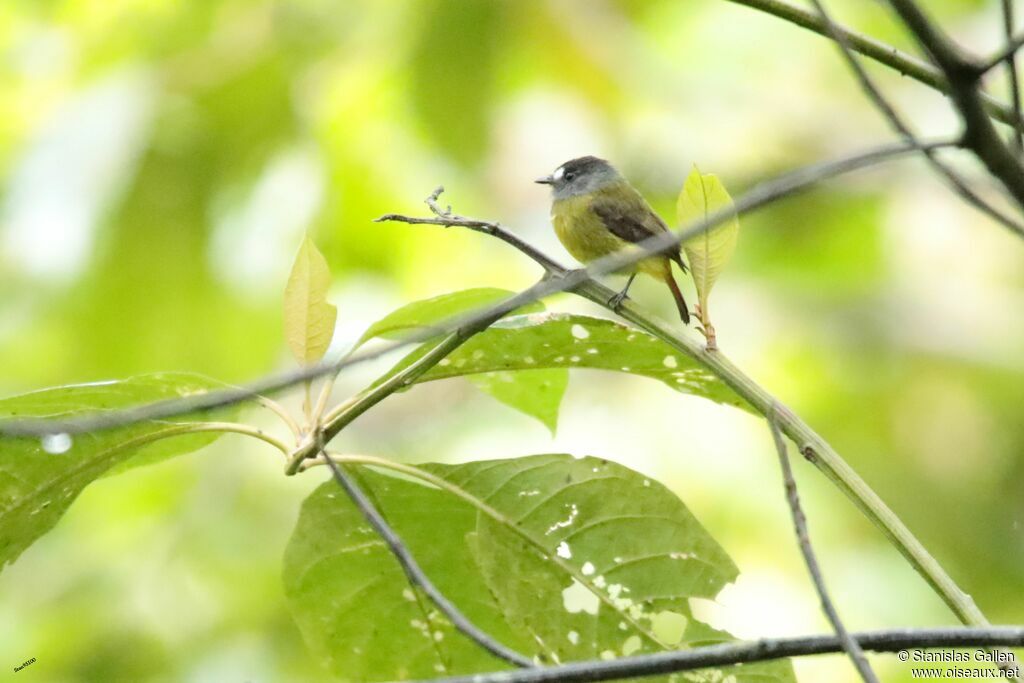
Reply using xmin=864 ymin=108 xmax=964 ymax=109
xmin=591 ymin=193 xmax=686 ymax=270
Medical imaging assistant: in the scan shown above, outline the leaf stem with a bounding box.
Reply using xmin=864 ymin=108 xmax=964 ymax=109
xmin=255 ymin=396 xmax=301 ymax=441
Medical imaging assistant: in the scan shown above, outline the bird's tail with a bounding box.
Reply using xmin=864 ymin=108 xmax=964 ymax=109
xmin=664 ymin=270 xmax=691 ymax=325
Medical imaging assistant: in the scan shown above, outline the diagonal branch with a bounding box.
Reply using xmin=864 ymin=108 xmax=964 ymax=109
xmin=887 ymin=0 xmax=1024 ymax=209
xmin=999 ymin=1 xmax=1024 ymax=153
xmin=808 ymin=0 xmax=1024 ymax=238
xmin=317 ymin=447 xmax=535 ymax=668
xmin=415 ymin=626 xmax=1024 ymax=683
xmin=768 ymin=414 xmax=878 ymax=683
xmin=0 ymin=138 xmax=964 ymax=439
xmin=725 ymin=0 xmax=1021 ymax=128
xmin=981 ymin=28 xmax=1024 ymax=76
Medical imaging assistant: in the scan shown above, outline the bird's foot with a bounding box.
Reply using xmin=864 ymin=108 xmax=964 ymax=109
xmin=607 ymin=290 xmax=629 ymax=311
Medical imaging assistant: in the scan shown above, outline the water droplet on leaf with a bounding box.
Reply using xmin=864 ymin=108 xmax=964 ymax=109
xmin=41 ymin=433 xmax=72 ymax=454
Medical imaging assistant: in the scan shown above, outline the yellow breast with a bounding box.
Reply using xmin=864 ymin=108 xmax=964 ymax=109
xmin=551 ymin=195 xmax=667 ymax=278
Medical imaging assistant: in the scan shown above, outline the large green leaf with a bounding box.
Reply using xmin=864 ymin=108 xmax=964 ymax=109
xmin=678 ymin=167 xmax=739 ymax=316
xmin=283 ymin=455 xmax=795 ymax=682
xmin=284 ymin=236 xmax=337 ymax=366
xmin=359 ymin=289 xmax=565 ymax=431
xmin=388 ymin=313 xmax=750 ymax=412
xmin=0 ymin=373 xmax=234 ymax=572
xmin=283 ymin=469 xmax=531 ymax=681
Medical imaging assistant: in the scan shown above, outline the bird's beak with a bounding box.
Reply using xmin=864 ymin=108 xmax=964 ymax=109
xmin=534 ymin=174 xmax=554 ymax=185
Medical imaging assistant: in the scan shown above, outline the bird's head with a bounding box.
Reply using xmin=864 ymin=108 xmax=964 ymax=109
xmin=535 ymin=156 xmax=622 ymax=200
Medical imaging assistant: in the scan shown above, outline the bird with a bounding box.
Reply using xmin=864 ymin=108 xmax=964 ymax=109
xmin=535 ymin=156 xmax=691 ymax=324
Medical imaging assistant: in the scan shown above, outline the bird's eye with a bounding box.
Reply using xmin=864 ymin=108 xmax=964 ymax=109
xmin=563 ymin=171 xmax=576 ymax=181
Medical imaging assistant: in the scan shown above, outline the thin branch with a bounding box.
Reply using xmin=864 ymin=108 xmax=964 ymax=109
xmin=255 ymin=396 xmax=301 ymax=441
xmin=887 ymin=0 xmax=1024 ymax=209
xmin=415 ymin=626 xmax=1024 ymax=683
xmin=725 ymin=0 xmax=1021 ymax=127
xmin=1000 ymin=0 xmax=1024 ymax=153
xmin=808 ymin=0 xmax=1024 ymax=238
xmin=185 ymin=421 xmax=292 ymax=455
xmin=768 ymin=415 xmax=878 ymax=683
xmin=0 ymin=138 xmax=960 ymax=440
xmin=982 ymin=28 xmax=1024 ymax=76
xmin=317 ymin=450 xmax=535 ymax=668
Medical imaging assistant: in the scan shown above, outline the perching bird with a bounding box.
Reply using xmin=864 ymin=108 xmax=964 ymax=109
xmin=535 ymin=156 xmax=691 ymax=324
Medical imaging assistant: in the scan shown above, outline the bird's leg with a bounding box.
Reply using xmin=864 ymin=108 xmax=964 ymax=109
xmin=607 ymin=273 xmax=637 ymax=310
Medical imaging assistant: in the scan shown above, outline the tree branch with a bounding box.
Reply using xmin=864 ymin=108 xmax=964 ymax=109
xmin=0 ymin=138 xmax=963 ymax=440
xmin=768 ymin=415 xmax=878 ymax=683
xmin=725 ymin=0 xmax=1021 ymax=128
xmin=414 ymin=627 xmax=1024 ymax=683
xmin=887 ymin=0 xmax=1024 ymax=209
xmin=807 ymin=0 xmax=1024 ymax=238
xmin=317 ymin=448 xmax=535 ymax=668
xmin=998 ymin=1 xmax=1024 ymax=153
xmin=981 ymin=29 xmax=1024 ymax=76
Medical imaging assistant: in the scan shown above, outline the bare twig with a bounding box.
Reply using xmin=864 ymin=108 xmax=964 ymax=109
xmin=768 ymin=414 xmax=878 ymax=683
xmin=415 ymin=626 xmax=1024 ymax=683
xmin=0 ymin=138 xmax=957 ymax=439
xmin=999 ymin=0 xmax=1024 ymax=152
xmin=808 ymin=0 xmax=1024 ymax=238
xmin=887 ymin=0 xmax=1024 ymax=209
xmin=725 ymin=0 xmax=1021 ymax=127
xmin=982 ymin=28 xmax=1024 ymax=76
xmin=317 ymin=447 xmax=535 ymax=668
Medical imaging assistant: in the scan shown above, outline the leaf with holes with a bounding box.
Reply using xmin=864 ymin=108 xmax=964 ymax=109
xmin=383 ymin=313 xmax=751 ymax=413
xmin=282 ymin=470 xmax=532 ymax=680
xmin=283 ymin=455 xmax=795 ymax=682
xmin=0 ymin=373 xmax=235 ymax=573
xmin=284 ymin=236 xmax=337 ymax=365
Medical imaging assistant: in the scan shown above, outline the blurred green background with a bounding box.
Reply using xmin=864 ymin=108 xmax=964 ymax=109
xmin=1 ymin=0 xmax=1022 ymax=681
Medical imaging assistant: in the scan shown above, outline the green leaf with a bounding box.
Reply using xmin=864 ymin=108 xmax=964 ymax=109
xmin=283 ymin=470 xmax=531 ymax=680
xmin=284 ymin=237 xmax=337 ymax=365
xmin=359 ymin=289 xmax=561 ymax=430
xmin=0 ymin=373 xmax=234 ymax=573
xmin=387 ymin=313 xmax=751 ymax=412
xmin=678 ymin=166 xmax=739 ymax=315
xmin=356 ymin=287 xmax=541 ymax=348
xmin=283 ymin=455 xmax=795 ymax=682
xmin=467 ymin=369 xmax=567 ymax=434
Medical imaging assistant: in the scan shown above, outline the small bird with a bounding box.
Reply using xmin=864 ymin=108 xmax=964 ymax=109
xmin=536 ymin=156 xmax=691 ymax=324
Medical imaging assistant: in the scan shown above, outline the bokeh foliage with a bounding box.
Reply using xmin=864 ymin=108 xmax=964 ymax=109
xmin=1 ymin=0 xmax=1022 ymax=681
